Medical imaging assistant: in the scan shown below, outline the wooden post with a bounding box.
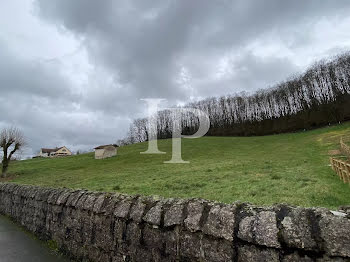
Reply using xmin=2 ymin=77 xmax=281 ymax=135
xmin=336 ymin=160 xmax=342 ymax=178
xmin=341 ymin=162 xmax=347 ymax=183
xmin=346 ymin=163 xmax=350 ymax=184
xmin=338 ymin=160 xmax=343 ymax=179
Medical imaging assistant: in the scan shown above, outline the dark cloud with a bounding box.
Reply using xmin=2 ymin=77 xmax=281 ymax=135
xmin=1 ymin=0 xmax=350 ymax=156
xmin=0 ymin=42 xmax=77 ymax=99
xmin=0 ymin=39 xmax=130 ymax=155
xmin=35 ymin=0 xmax=350 ymax=100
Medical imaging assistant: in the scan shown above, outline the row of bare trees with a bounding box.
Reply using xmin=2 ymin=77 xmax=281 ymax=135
xmin=119 ymin=52 xmax=350 ymax=145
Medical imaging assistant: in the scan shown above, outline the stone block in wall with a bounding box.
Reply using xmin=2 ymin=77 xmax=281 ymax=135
xmin=316 ymin=255 xmax=350 ymax=262
xmin=61 ymin=209 xmax=83 ymax=244
xmin=22 ymin=197 xmax=38 ymax=230
xmin=93 ymin=214 xmax=115 ymax=252
xmin=129 ymin=197 xmax=147 ymax=223
xmin=111 ymin=253 xmax=127 ymax=262
xmin=19 ymin=185 xmax=29 ymax=198
xmin=202 ymin=236 xmax=235 ymax=262
xmin=102 ymin=195 xmax=119 ymax=215
xmin=83 ymin=192 xmax=100 ymax=211
xmin=34 ymin=187 xmax=53 ymax=201
xmin=45 ymin=205 xmax=53 ymax=233
xmin=12 ymin=184 xmax=20 ymax=196
xmin=203 ymin=203 xmax=236 ymax=241
xmin=47 ymin=188 xmax=66 ymax=204
xmin=28 ymin=186 xmax=38 ymax=198
xmin=5 ymin=183 xmax=16 ymax=194
xmin=86 ymin=246 xmax=111 ymax=262
xmin=179 ymin=231 xmax=202 ymax=260
xmin=29 ymin=187 xmax=40 ymax=199
xmin=184 ymin=199 xmax=206 ymax=232
xmin=338 ymin=206 xmax=350 ymax=216
xmin=65 ymin=190 xmax=86 ymax=207
xmin=56 ymin=189 xmax=73 ymax=206
xmin=75 ymin=192 xmax=90 ymax=210
xmin=51 ymin=205 xmax=64 ymax=219
xmin=163 ymin=228 xmax=179 ymax=259
xmin=125 ymin=222 xmax=142 ymax=248
xmin=237 ymin=245 xmax=279 ymax=262
xmin=278 ymin=207 xmax=317 ymax=250
xmin=0 ymin=183 xmax=8 ymax=192
xmin=281 ymin=252 xmax=313 ymax=262
xmin=80 ymin=210 xmax=94 ymax=245
xmin=128 ymin=247 xmax=157 ymax=262
xmin=14 ymin=184 xmax=25 ymax=196
xmin=113 ymin=220 xmax=125 ymax=252
xmin=113 ymin=219 xmax=124 ymax=241
xmin=143 ymin=201 xmax=163 ymax=226
xmin=164 ymin=199 xmax=186 ymax=227
xmin=143 ymin=224 xmax=164 ymax=251
xmin=114 ymin=196 xmax=134 ymax=219
xmin=4 ymin=183 xmax=15 ymax=193
xmin=93 ymin=194 xmax=108 ymax=213
xmin=32 ymin=201 xmax=48 ymax=234
xmin=238 ymin=207 xmax=280 ymax=248
xmin=318 ymin=210 xmax=350 ymax=257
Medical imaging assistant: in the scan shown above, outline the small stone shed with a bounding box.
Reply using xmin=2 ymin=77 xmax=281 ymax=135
xmin=94 ymin=144 xmax=118 ymax=159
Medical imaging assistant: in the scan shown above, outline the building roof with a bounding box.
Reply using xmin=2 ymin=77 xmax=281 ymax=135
xmin=41 ymin=147 xmax=64 ymax=153
xmin=94 ymin=144 xmax=118 ymax=150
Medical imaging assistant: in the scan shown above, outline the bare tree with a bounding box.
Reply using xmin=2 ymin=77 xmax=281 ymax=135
xmin=0 ymin=127 xmax=26 ymax=178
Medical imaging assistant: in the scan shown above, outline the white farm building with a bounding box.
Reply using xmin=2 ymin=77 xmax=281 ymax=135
xmin=38 ymin=146 xmax=72 ymax=158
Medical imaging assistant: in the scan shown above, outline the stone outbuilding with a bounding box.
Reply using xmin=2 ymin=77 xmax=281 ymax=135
xmin=94 ymin=144 xmax=118 ymax=159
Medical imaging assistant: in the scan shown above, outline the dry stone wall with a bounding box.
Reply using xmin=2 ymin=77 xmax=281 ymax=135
xmin=0 ymin=183 xmax=349 ymax=262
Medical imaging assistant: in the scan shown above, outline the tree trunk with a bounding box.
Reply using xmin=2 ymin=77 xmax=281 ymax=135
xmin=1 ymin=163 xmax=8 ymax=178
xmin=1 ymin=148 xmax=8 ymax=178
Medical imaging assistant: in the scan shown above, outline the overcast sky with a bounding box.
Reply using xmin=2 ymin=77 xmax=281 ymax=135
xmin=1 ymin=0 xmax=350 ymax=157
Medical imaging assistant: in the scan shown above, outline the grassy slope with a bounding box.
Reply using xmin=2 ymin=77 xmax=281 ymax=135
xmin=6 ymin=122 xmax=350 ymax=209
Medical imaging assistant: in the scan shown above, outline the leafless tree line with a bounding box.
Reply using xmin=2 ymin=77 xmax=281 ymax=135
xmin=119 ymin=52 xmax=350 ymax=145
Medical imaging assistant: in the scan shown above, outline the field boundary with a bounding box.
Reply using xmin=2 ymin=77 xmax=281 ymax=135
xmin=1 ymin=183 xmax=350 ymax=261
xmin=330 ymin=157 xmax=350 ymax=184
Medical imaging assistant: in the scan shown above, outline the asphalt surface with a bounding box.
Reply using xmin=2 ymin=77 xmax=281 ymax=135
xmin=0 ymin=215 xmax=70 ymax=262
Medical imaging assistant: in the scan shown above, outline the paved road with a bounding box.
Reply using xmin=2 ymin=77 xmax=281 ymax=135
xmin=0 ymin=215 xmax=70 ymax=262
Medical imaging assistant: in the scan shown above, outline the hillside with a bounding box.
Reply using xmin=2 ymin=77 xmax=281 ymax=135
xmin=5 ymin=122 xmax=350 ymax=209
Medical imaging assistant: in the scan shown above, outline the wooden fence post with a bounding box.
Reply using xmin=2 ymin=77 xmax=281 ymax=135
xmin=341 ymin=162 xmax=348 ymax=183
xmin=336 ymin=160 xmax=342 ymax=179
xmin=346 ymin=163 xmax=350 ymax=184
xmin=329 ymin=157 xmax=350 ymax=185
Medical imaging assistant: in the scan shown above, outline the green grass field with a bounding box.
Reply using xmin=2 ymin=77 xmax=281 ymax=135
xmin=4 ymin=122 xmax=350 ymax=209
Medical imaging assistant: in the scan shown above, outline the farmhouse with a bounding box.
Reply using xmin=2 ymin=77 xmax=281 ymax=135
xmin=38 ymin=146 xmax=72 ymax=157
xmin=94 ymin=144 xmax=118 ymax=159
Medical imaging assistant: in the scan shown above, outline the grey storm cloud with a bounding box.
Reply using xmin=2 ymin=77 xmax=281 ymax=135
xmin=0 ymin=38 xmax=130 ymax=155
xmin=1 ymin=0 xmax=350 ymax=156
xmin=0 ymin=42 xmax=76 ymax=100
xmin=35 ymin=0 xmax=350 ymax=100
